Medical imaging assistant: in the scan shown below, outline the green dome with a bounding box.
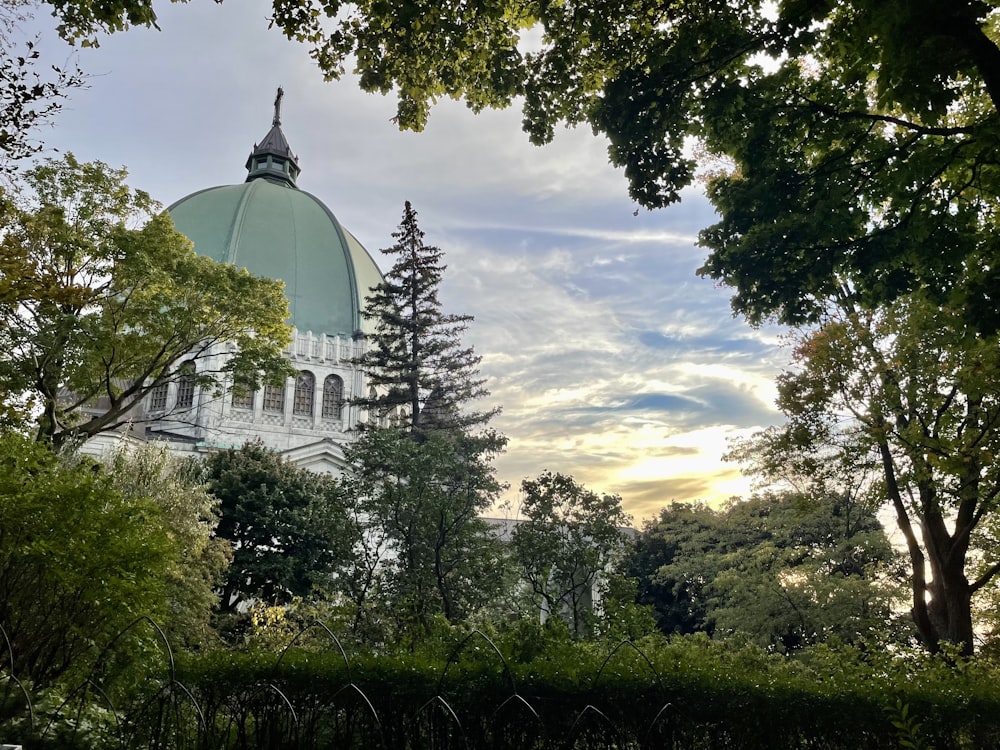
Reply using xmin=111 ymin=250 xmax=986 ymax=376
xmin=167 ymin=91 xmax=382 ymax=337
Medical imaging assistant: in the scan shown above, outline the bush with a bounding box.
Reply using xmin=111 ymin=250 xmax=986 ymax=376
xmin=0 ymin=434 xmax=174 ymax=686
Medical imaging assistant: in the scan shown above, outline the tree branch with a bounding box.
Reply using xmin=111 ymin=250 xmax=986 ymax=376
xmin=794 ymin=94 xmax=986 ymax=136
xmin=970 ymin=557 xmax=1000 ymax=594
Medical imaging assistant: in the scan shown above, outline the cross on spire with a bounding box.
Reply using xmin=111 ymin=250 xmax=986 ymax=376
xmin=273 ymin=86 xmax=284 ymax=127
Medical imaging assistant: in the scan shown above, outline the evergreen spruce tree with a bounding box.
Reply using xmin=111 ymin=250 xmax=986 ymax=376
xmin=355 ymin=200 xmax=496 ymax=433
xmin=344 ymin=201 xmax=508 ymax=636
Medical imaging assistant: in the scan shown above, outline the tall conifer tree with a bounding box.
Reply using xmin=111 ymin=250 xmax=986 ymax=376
xmin=345 ymin=202 xmax=507 ymax=635
xmin=355 ymin=200 xmax=495 ymax=433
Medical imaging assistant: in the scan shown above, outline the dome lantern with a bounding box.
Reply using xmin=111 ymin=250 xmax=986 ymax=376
xmin=244 ymin=87 xmax=301 ymax=187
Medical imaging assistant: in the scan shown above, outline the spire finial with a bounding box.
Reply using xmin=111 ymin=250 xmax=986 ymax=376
xmin=273 ymin=86 xmax=284 ymax=127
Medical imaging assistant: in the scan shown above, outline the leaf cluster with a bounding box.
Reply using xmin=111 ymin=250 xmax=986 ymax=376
xmin=0 ymin=32 xmax=85 ymax=173
xmin=512 ymin=471 xmax=631 ymax=638
xmin=40 ymin=0 xmax=180 ymax=43
xmin=200 ymin=441 xmax=354 ymax=617
xmin=342 ymin=427 xmax=508 ymax=636
xmin=103 ymin=443 xmax=231 ymax=648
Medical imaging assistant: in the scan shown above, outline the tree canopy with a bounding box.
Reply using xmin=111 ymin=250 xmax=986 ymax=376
xmin=512 ymin=471 xmax=630 ymax=638
xmin=629 ymin=493 xmax=905 ymax=651
xmin=0 ymin=433 xmax=176 ymax=685
xmin=200 ymin=442 xmax=353 ymax=615
xmin=0 ymin=154 xmax=293 ymax=447
xmin=28 ymin=0 xmax=163 ymax=42
xmin=104 ymin=444 xmax=231 ymax=648
xmin=342 ymin=427 xmax=507 ymax=636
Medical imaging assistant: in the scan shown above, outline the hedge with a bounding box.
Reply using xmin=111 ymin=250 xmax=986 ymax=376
xmin=5 ymin=630 xmax=997 ymax=749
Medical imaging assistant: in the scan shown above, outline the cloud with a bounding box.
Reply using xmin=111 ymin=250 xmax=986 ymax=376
xmin=618 ymin=467 xmax=746 ymax=521
xmin=424 ymin=221 xmax=786 ymax=517
xmin=636 ymin=330 xmax=773 ymax=358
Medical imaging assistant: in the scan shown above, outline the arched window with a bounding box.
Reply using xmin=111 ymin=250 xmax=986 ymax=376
xmin=293 ymin=371 xmax=315 ymax=416
xmin=322 ymin=375 xmax=344 ymax=419
xmin=176 ymin=361 xmax=196 ymax=409
xmin=263 ymin=382 xmax=285 ymax=413
xmin=149 ymin=381 xmax=168 ymax=411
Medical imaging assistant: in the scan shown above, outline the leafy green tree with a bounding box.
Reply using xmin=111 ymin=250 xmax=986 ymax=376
xmin=629 ymin=493 xmax=904 ymax=652
xmin=200 ymin=441 xmax=354 ymax=614
xmin=512 ymin=472 xmax=630 ymax=639
xmin=626 ymin=502 xmax=725 ymax=637
xmin=592 ymin=571 xmax=658 ymax=642
xmin=0 ymin=154 xmax=293 ymax=448
xmin=333 ymin=481 xmax=395 ymax=639
xmin=354 ymin=200 xmax=495 ymax=432
xmin=104 ymin=444 xmax=231 ymax=648
xmin=770 ymin=292 xmax=1000 ymax=655
xmin=710 ymin=495 xmax=906 ymax=651
xmin=343 ymin=427 xmax=508 ymax=637
xmin=263 ymin=0 xmax=1000 ymax=330
xmin=0 ymin=432 xmax=175 ymax=685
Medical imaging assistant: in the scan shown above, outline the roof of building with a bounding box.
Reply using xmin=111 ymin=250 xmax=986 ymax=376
xmin=167 ymin=90 xmax=382 ymax=337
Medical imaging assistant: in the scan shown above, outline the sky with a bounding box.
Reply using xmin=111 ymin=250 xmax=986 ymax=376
xmin=22 ymin=0 xmax=790 ymax=521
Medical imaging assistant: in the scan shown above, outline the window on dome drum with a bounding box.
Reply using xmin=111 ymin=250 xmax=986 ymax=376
xmin=322 ymin=375 xmax=344 ymax=419
xmin=176 ymin=362 xmax=196 ymax=409
xmin=149 ymin=381 xmax=168 ymax=411
xmin=293 ymin=371 xmax=315 ymax=416
xmin=263 ymin=382 xmax=285 ymax=413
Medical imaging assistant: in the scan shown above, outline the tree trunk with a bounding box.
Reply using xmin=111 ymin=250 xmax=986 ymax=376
xmin=434 ymin=527 xmax=457 ymax=623
xmin=925 ymin=567 xmax=974 ymax=656
xmin=881 ymin=444 xmax=976 ymax=655
xmin=921 ymin=478 xmax=976 ymax=656
xmin=937 ymin=0 xmax=1000 ymax=113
